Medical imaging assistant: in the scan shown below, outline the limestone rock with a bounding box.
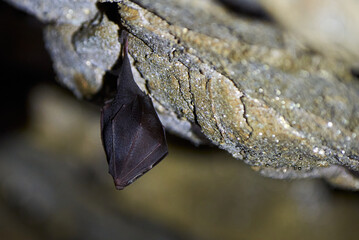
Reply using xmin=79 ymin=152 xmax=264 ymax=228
xmin=6 ymin=0 xmax=359 ymax=189
xmin=4 ymin=0 xmax=98 ymax=25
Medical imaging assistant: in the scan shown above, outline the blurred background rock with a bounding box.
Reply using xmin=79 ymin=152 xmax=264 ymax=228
xmin=1 ymin=1 xmax=359 ymax=240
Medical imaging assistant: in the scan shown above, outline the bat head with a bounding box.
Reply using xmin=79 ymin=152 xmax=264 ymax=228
xmin=112 ymin=150 xmax=168 ymax=190
xmin=113 ymin=172 xmax=144 ymax=190
xmin=114 ymin=179 xmax=126 ymax=190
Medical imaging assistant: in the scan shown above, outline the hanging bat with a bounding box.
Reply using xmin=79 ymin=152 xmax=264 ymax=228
xmin=101 ymin=36 xmax=168 ymax=190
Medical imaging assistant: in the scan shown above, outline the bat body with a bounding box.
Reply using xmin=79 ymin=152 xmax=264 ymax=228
xmin=101 ymin=38 xmax=168 ymax=190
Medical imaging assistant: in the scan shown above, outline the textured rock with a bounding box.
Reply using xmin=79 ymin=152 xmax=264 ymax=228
xmin=5 ymin=0 xmax=359 ymax=189
xmin=4 ymin=0 xmax=98 ymax=25
xmin=112 ymin=0 xmax=359 ymax=189
xmin=44 ymin=15 xmax=121 ymax=97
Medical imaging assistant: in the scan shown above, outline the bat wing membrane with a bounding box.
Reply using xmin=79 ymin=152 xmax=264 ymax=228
xmin=101 ymin=102 xmax=115 ymax=164
xmin=102 ymin=94 xmax=167 ymax=189
xmin=101 ymin=35 xmax=168 ymax=189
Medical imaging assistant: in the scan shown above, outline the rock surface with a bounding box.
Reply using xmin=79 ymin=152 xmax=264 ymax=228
xmin=5 ymin=0 xmax=359 ymax=189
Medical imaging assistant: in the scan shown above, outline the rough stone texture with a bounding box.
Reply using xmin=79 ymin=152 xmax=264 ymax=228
xmin=4 ymin=0 xmax=98 ymax=25
xmin=44 ymin=15 xmax=121 ymax=97
xmin=5 ymin=0 xmax=359 ymax=189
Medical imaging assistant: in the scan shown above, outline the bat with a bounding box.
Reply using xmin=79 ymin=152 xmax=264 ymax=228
xmin=101 ymin=35 xmax=168 ymax=190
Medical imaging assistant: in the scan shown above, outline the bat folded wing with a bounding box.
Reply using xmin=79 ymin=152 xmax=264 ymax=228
xmin=101 ymin=94 xmax=168 ymax=190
